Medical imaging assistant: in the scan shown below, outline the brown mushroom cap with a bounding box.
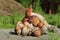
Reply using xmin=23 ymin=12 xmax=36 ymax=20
xmin=37 ymin=22 xmax=44 ymax=28
xmin=33 ymin=29 xmax=41 ymax=37
xmin=29 ymin=16 xmax=40 ymax=26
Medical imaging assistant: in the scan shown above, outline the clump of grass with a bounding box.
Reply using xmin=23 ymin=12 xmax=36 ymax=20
xmin=0 ymin=16 xmax=14 ymax=29
xmin=12 ymin=12 xmax=25 ymax=24
xmin=42 ymin=13 xmax=60 ymax=27
xmin=49 ymin=32 xmax=60 ymax=40
xmin=0 ymin=12 xmax=25 ymax=29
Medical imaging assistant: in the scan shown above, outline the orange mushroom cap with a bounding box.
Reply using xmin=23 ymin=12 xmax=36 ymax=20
xmin=33 ymin=30 xmax=41 ymax=37
xmin=37 ymin=22 xmax=44 ymax=28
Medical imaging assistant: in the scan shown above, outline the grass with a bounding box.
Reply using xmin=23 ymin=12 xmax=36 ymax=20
xmin=0 ymin=12 xmax=60 ymax=28
xmin=43 ymin=13 xmax=60 ymax=27
xmin=0 ymin=12 xmax=25 ymax=29
xmin=49 ymin=32 xmax=60 ymax=40
xmin=39 ymin=31 xmax=60 ymax=40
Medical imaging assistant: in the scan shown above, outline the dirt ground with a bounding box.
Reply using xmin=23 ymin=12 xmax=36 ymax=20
xmin=0 ymin=0 xmax=25 ymax=16
xmin=0 ymin=29 xmax=60 ymax=40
